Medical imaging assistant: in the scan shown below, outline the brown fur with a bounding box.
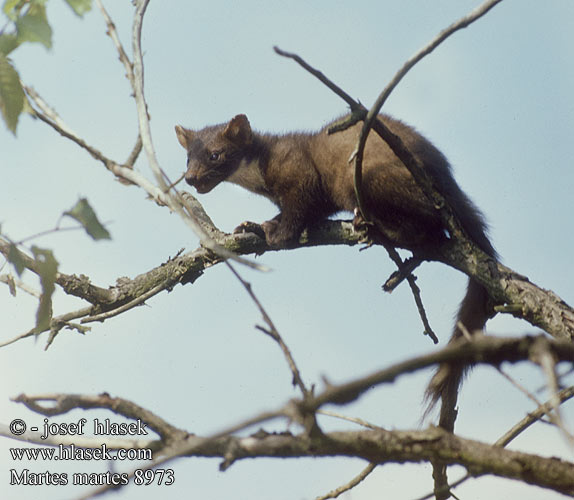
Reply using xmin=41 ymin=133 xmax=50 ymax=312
xmin=175 ymin=114 xmax=497 ymax=429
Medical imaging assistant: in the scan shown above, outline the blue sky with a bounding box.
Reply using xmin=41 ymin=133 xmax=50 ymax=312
xmin=1 ymin=1 xmax=573 ymax=499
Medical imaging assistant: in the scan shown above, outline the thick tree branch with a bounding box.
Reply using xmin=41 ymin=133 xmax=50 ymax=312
xmin=306 ymin=335 xmax=574 ymax=412
xmin=2 ymin=212 xmax=574 ymax=348
xmin=173 ymin=428 xmax=574 ymax=497
xmin=422 ymin=238 xmax=574 ymax=342
xmin=75 ymin=427 xmax=572 ymax=499
xmin=0 ymin=220 xmax=360 ymax=346
xmin=9 ymin=336 xmax=574 ymax=499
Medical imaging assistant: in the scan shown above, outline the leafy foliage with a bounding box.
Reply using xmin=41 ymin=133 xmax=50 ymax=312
xmin=6 ymin=241 xmax=26 ymax=276
xmin=0 ymin=53 xmax=24 ymax=132
xmin=64 ymin=198 xmax=111 ymax=241
xmin=14 ymin=3 xmax=52 ymax=49
xmin=31 ymin=245 xmax=58 ymax=332
xmin=0 ymin=0 xmax=92 ymax=133
xmin=64 ymin=0 xmax=91 ymax=17
xmin=2 ymin=195 xmax=108 ymax=337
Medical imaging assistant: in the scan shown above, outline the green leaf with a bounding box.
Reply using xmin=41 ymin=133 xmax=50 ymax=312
xmin=0 ymin=53 xmax=25 ymax=133
xmin=0 ymin=33 xmax=20 ymax=55
xmin=7 ymin=242 xmax=26 ymax=276
xmin=64 ymin=0 xmax=92 ymax=17
xmin=64 ymin=198 xmax=111 ymax=240
xmin=3 ymin=0 xmax=23 ymax=20
xmin=15 ymin=4 xmax=52 ymax=49
xmin=31 ymin=245 xmax=58 ymax=333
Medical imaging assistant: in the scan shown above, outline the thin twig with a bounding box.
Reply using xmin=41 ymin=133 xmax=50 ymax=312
xmin=317 ymin=410 xmax=382 ymax=430
xmin=497 ymin=367 xmax=544 ymax=408
xmin=273 ymin=46 xmax=359 ymax=110
xmin=496 ymin=385 xmax=574 ymax=447
xmin=500 ymin=348 xmax=573 ymax=446
xmin=382 ymin=257 xmax=423 ymax=292
xmin=316 ymin=463 xmax=377 ymax=500
xmin=95 ymin=0 xmax=134 ymax=83
xmin=0 ymin=274 xmax=40 ymax=298
xmin=124 ymin=134 xmax=142 ymax=167
xmin=80 ymin=282 xmax=166 ymax=324
xmin=403 ymin=266 xmax=438 ymax=344
xmin=0 ymin=306 xmax=93 ymax=348
xmin=24 ymin=86 xmax=164 ymax=199
xmin=535 ymin=346 xmax=574 ymax=446
xmin=25 ymin=86 xmax=112 ymax=166
xmin=415 ymin=385 xmax=574 ymax=500
xmin=225 ymin=261 xmax=309 ymax=398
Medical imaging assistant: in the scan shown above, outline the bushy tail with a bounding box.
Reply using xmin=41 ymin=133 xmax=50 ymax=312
xmin=424 ymin=278 xmax=491 ymax=431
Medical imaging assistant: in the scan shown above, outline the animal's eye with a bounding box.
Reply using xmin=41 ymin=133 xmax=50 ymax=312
xmin=209 ymin=151 xmax=221 ymax=162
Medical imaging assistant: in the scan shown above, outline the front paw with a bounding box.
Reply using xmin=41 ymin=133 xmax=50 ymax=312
xmin=261 ymin=219 xmax=298 ymax=248
xmin=233 ymin=219 xmax=298 ymax=248
xmin=233 ymin=221 xmax=266 ymax=240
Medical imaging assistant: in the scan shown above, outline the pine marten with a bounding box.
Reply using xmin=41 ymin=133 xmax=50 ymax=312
xmin=175 ymin=114 xmax=497 ymax=430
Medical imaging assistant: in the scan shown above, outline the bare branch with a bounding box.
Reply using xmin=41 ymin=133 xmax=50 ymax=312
xmin=309 ymin=336 xmax=574 ymax=412
xmin=80 ymin=282 xmax=165 ymax=324
xmin=76 ymin=419 xmax=574 ymax=499
xmin=317 ymin=410 xmax=382 ymax=430
xmin=12 ymin=393 xmax=186 ymax=443
xmin=496 ymin=385 xmax=574 ymax=447
xmin=360 ymin=0 xmax=505 ymax=145
xmin=0 ymin=220 xmax=360 ymax=348
xmin=95 ymin=0 xmax=134 ymax=83
xmin=3 ymin=210 xmax=574 ymax=350
xmin=25 ymin=86 xmax=112 ymax=167
xmin=23 ymin=86 xmax=173 ymax=202
xmin=0 ymin=273 xmax=40 ymax=298
xmin=124 ymin=133 xmax=142 ymax=167
xmin=226 ymin=262 xmax=310 ymax=399
xmin=316 ymin=462 xmax=377 ymax=500
xmin=417 ymin=385 xmax=574 ymax=500
xmin=530 ymin=341 xmax=574 ymax=446
xmin=273 ymin=46 xmax=360 ymax=111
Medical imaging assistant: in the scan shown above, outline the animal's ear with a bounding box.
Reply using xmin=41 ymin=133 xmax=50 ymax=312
xmin=175 ymin=125 xmax=193 ymax=150
xmin=223 ymin=114 xmax=252 ymax=145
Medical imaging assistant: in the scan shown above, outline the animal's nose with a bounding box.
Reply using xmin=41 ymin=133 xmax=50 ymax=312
xmin=184 ymin=172 xmax=197 ymax=186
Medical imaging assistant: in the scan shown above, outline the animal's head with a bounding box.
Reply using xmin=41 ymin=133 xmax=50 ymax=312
xmin=174 ymin=114 xmax=253 ymax=193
